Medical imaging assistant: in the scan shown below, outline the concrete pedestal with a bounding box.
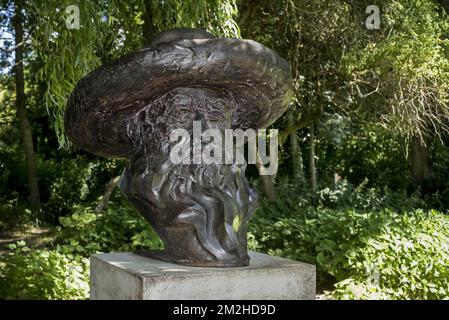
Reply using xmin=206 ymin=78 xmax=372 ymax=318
xmin=90 ymin=251 xmax=316 ymax=300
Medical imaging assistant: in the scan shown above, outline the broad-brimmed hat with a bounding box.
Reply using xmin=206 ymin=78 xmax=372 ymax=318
xmin=65 ymin=29 xmax=293 ymax=158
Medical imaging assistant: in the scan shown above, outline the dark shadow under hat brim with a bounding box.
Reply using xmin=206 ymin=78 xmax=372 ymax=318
xmin=65 ymin=38 xmax=293 ymax=158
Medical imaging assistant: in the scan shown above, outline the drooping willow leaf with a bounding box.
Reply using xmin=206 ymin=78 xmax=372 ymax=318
xmin=30 ymin=0 xmax=240 ymax=148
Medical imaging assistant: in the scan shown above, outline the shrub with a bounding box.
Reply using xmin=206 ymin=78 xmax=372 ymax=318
xmin=331 ymin=209 xmax=449 ymax=299
xmin=56 ymin=199 xmax=163 ymax=256
xmin=39 ymin=156 xmax=125 ymax=223
xmin=0 ymin=199 xmax=163 ymax=300
xmin=0 ymin=241 xmax=89 ymax=300
xmin=249 ymin=182 xmax=449 ymax=299
xmin=0 ymin=198 xmax=33 ymax=231
xmin=316 ymin=178 xmax=426 ymax=211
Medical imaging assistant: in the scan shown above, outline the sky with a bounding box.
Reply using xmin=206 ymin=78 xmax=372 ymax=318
xmin=0 ymin=4 xmax=15 ymax=75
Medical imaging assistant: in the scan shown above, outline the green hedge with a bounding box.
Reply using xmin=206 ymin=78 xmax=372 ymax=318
xmin=0 ymin=199 xmax=162 ymax=300
xmin=55 ymin=201 xmax=162 ymax=256
xmin=1 ymin=182 xmax=448 ymax=299
xmin=249 ymin=184 xmax=449 ymax=299
xmin=0 ymin=242 xmax=89 ymax=300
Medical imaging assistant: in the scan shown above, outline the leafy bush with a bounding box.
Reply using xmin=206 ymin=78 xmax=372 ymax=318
xmin=0 ymin=135 xmax=29 ymax=203
xmin=56 ymin=199 xmax=163 ymax=257
xmin=249 ymin=182 xmax=449 ymax=299
xmin=0 ymin=198 xmax=33 ymax=231
xmin=316 ymin=178 xmax=427 ymax=211
xmin=39 ymin=155 xmax=125 ymax=223
xmin=427 ymin=140 xmax=449 ymax=210
xmin=316 ymin=121 xmax=411 ymax=191
xmin=0 ymin=241 xmax=89 ymax=300
xmin=0 ymin=199 xmax=163 ymax=300
xmin=330 ymin=209 xmax=449 ymax=299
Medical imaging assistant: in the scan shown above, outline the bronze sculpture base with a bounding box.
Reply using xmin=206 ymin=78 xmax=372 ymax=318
xmin=135 ymin=250 xmax=250 ymax=268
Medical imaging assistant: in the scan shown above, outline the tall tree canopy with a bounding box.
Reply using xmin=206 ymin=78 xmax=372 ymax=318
xmin=239 ymin=0 xmax=448 ymax=189
xmin=30 ymin=0 xmax=240 ymax=147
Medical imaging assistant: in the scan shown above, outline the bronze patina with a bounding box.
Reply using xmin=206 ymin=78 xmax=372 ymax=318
xmin=65 ymin=29 xmax=293 ymax=267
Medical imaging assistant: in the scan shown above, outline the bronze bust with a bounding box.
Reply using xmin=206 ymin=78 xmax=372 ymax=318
xmin=65 ymin=29 xmax=293 ymax=267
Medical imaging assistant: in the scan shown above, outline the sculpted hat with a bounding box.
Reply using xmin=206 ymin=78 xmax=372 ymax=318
xmin=64 ymin=29 xmax=293 ymax=158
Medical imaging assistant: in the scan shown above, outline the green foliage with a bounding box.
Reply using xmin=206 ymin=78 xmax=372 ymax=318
xmin=331 ymin=209 xmax=449 ymax=299
xmin=241 ymin=0 xmax=358 ymax=119
xmin=149 ymin=0 xmax=240 ymax=38
xmin=0 ymin=198 xmax=162 ymax=300
xmin=427 ymin=140 xmax=449 ymax=210
xmin=0 ymin=241 xmax=89 ymax=300
xmin=39 ymin=155 xmax=124 ymax=223
xmin=343 ymin=0 xmax=449 ymax=139
xmin=0 ymin=199 xmax=32 ymax=231
xmin=30 ymin=0 xmax=110 ymax=147
xmin=0 ymin=196 xmax=162 ymax=300
xmin=316 ymin=179 xmax=426 ymax=211
xmin=316 ymin=119 xmax=411 ymax=190
xmin=29 ymin=0 xmax=240 ymax=147
xmin=249 ymin=182 xmax=449 ymax=300
xmin=56 ymin=200 xmax=162 ymax=257
xmin=0 ymin=108 xmax=29 ymax=203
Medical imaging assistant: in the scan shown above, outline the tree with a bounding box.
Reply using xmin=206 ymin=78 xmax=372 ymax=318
xmin=240 ymin=0 xmax=449 ymax=193
xmin=8 ymin=0 xmax=42 ymax=214
xmin=343 ymin=0 xmax=449 ymax=188
xmin=287 ymin=108 xmax=305 ymax=185
xmin=239 ymin=0 xmax=367 ymax=195
xmin=21 ymin=0 xmax=241 ymax=209
xmin=30 ymin=0 xmax=240 ymax=147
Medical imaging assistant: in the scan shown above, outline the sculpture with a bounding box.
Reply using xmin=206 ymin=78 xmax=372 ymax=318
xmin=65 ymin=29 xmax=293 ymax=267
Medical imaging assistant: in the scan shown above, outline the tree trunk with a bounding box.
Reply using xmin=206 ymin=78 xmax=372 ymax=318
xmin=256 ymin=150 xmax=277 ymax=201
xmin=435 ymin=0 xmax=449 ymax=13
xmin=287 ymin=108 xmax=305 ymax=186
xmin=411 ymin=135 xmax=431 ymax=187
xmin=95 ymin=176 xmax=120 ymax=214
xmin=309 ymin=122 xmax=317 ymax=193
xmin=14 ymin=0 xmax=41 ymax=215
xmin=258 ymin=174 xmax=277 ymax=201
xmin=143 ymin=1 xmax=156 ymax=45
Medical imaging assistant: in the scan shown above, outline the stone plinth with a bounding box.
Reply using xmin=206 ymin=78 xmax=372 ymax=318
xmin=90 ymin=251 xmax=316 ymax=300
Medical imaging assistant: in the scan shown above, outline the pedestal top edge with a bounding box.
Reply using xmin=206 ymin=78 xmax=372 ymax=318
xmin=91 ymin=251 xmax=315 ymax=278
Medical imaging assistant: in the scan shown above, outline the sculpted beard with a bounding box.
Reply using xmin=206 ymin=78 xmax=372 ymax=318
xmin=120 ymin=87 xmax=257 ymax=266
